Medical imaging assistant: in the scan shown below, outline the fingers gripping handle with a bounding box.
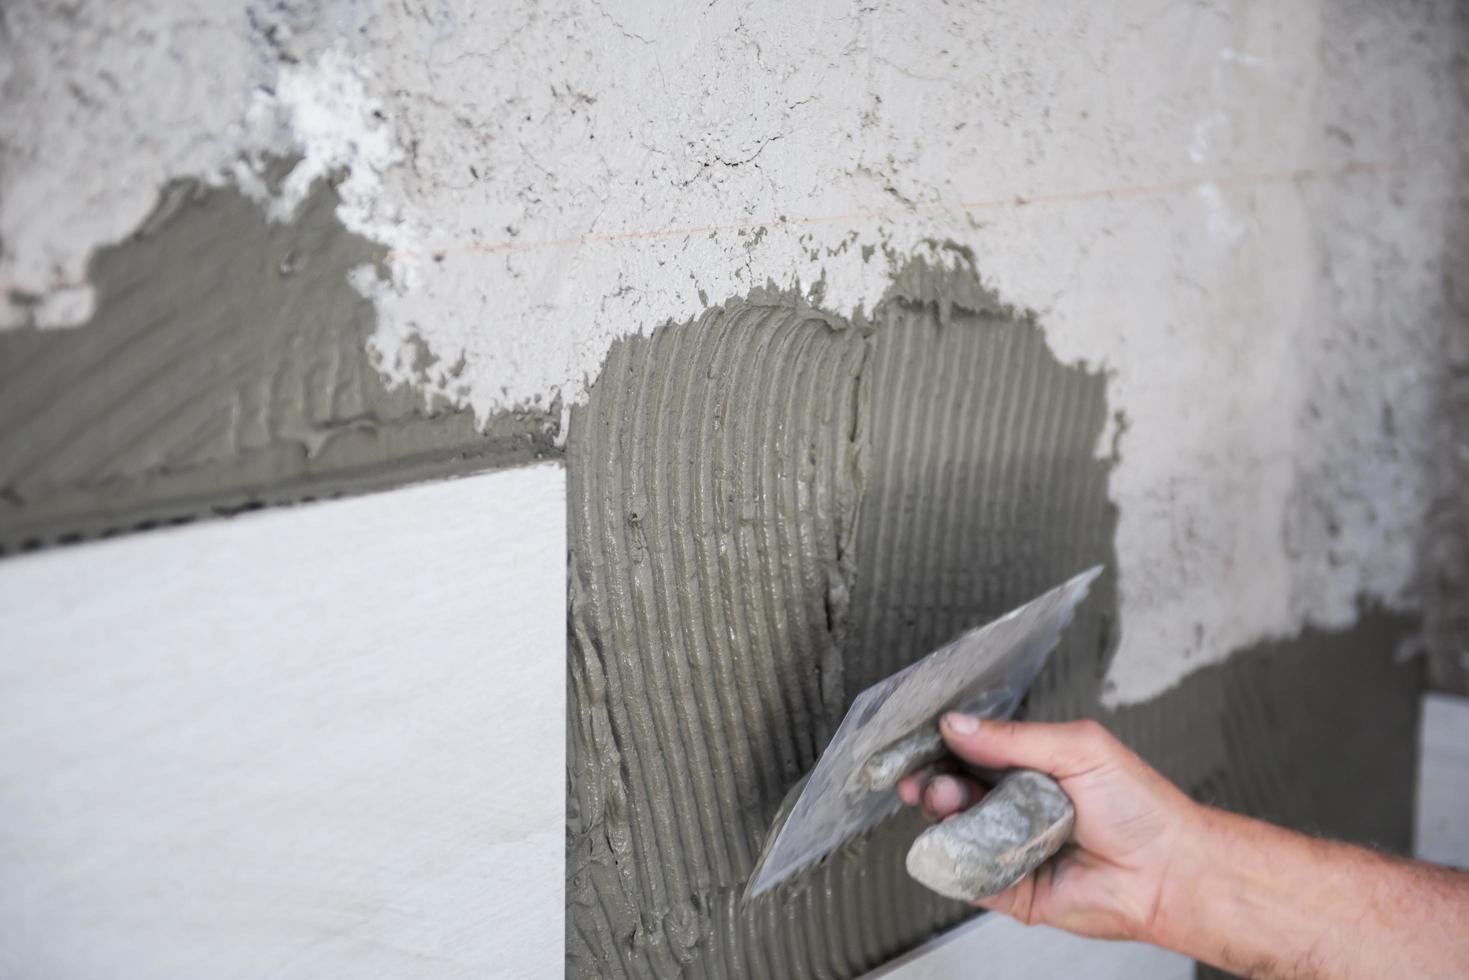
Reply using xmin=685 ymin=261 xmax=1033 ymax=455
xmin=905 ymin=770 xmax=1074 ymax=902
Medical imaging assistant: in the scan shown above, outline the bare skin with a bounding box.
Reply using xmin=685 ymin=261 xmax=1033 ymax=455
xmin=897 ymin=713 xmax=1469 ymax=979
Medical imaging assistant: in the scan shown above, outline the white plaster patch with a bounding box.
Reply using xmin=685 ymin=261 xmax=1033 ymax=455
xmin=0 ymin=1 xmax=258 ymax=327
xmin=0 ymin=6 xmax=417 ymax=331
xmin=236 ymin=48 xmax=407 ymax=236
xmin=2 ymin=0 xmax=1464 ymax=702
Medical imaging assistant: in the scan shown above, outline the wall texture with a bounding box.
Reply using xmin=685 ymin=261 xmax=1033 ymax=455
xmin=565 ymin=266 xmax=1114 ymax=976
xmin=0 ymin=178 xmax=559 ymax=552
xmin=1 ymin=0 xmax=1466 ymax=975
xmin=4 ymin=0 xmax=1466 ymax=695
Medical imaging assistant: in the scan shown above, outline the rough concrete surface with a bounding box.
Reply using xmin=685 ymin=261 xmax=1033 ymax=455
xmin=1419 ymin=51 xmax=1469 ymax=695
xmin=0 ymin=177 xmax=558 ymax=552
xmin=4 ymin=0 xmax=1465 ymax=697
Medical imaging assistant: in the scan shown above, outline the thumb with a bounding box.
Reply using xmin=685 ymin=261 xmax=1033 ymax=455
xmin=939 ymin=714 xmax=1108 ymax=780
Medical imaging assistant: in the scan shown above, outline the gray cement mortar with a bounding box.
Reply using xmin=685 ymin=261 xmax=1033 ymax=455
xmin=567 ymin=257 xmax=1112 ymax=978
xmin=1175 ymin=613 xmax=1423 ymax=980
xmin=565 ymin=257 xmax=1425 ymax=979
xmin=0 ymin=177 xmax=559 ymax=554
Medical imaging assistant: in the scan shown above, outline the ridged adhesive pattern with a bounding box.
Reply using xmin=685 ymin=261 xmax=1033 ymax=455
xmin=566 ymin=260 xmax=1114 ymax=978
xmin=0 ymin=178 xmax=558 ymax=554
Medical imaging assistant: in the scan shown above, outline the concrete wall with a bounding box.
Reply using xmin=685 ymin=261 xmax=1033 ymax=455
xmin=5 ymin=0 xmax=1466 ymax=695
xmin=1 ymin=0 xmax=1466 ymax=975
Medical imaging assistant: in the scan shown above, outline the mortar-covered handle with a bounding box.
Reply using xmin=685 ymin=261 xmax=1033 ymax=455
xmin=904 ymin=769 xmax=1074 ymax=902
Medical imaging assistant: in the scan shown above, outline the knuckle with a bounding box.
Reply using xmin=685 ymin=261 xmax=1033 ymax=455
xmin=1070 ymin=718 xmax=1113 ymax=756
xmin=989 ymin=719 xmax=1022 ymax=740
xmin=1071 ymin=718 xmax=1107 ymax=742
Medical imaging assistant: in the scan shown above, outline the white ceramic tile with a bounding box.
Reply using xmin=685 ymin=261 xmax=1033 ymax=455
xmin=0 ymin=465 xmax=566 ymax=979
xmin=1417 ymin=692 xmax=1469 ymax=868
xmin=861 ymin=913 xmax=1193 ymax=980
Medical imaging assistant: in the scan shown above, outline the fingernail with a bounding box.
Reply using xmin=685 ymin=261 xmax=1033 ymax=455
xmin=929 ymin=775 xmax=965 ymax=811
xmin=943 ymin=712 xmax=979 ymax=735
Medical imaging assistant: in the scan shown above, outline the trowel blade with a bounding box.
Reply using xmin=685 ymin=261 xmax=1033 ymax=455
xmin=743 ymin=565 xmax=1103 ymax=900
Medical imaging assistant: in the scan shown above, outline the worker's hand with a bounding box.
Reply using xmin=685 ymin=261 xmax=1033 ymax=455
xmin=897 ymin=715 xmax=1201 ymax=944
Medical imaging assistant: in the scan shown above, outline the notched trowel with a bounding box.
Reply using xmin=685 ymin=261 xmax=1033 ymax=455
xmin=744 ymin=565 xmax=1103 ymax=903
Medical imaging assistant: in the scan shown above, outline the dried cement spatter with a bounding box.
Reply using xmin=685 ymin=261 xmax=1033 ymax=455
xmin=566 ymin=257 xmax=1114 ymax=978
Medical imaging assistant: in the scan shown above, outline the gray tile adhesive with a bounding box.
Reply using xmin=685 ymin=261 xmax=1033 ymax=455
xmin=0 ymin=174 xmax=559 ymax=553
xmin=566 ymin=255 xmax=1116 ymax=978
xmin=565 ymin=254 xmax=1423 ymax=979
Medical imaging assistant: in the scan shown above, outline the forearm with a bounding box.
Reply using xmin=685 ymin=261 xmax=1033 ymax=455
xmin=1152 ymin=804 xmax=1469 ymax=979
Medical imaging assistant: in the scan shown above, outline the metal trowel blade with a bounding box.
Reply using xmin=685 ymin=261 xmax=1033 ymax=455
xmin=743 ymin=565 xmax=1103 ymax=900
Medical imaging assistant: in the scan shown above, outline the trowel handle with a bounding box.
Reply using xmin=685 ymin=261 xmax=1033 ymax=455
xmin=905 ymin=769 xmax=1074 ymax=902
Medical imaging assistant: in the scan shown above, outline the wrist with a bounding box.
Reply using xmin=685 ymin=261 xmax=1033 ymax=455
xmin=1147 ymin=804 xmax=1343 ymax=976
xmin=1143 ymin=797 xmax=1217 ymax=951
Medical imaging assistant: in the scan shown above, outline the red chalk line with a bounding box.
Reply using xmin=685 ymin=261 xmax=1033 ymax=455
xmin=391 ymin=157 xmax=1415 ymax=264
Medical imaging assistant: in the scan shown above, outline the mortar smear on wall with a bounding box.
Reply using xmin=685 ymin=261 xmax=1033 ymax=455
xmin=0 ymin=176 xmax=558 ymax=553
